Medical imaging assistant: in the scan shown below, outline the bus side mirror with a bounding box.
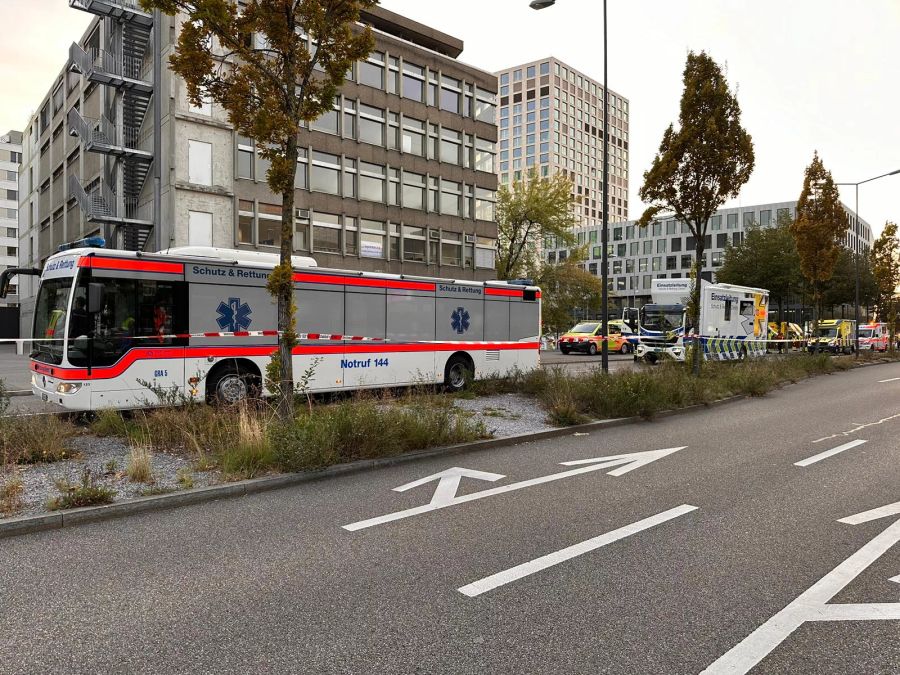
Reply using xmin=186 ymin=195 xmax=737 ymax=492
xmin=88 ymin=282 xmax=105 ymax=313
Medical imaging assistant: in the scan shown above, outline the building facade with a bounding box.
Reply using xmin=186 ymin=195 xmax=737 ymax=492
xmin=493 ymin=57 xmax=630 ymax=225
xmin=18 ymin=3 xmax=499 ymax=336
xmin=546 ymin=200 xmax=874 ymax=315
xmin=0 ymin=131 xmax=22 ymax=308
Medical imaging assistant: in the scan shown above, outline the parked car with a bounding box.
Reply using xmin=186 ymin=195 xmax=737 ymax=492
xmin=558 ymin=320 xmax=634 ymax=355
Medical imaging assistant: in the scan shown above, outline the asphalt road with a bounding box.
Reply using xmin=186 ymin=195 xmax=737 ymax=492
xmin=2 ymin=362 xmax=900 ymax=674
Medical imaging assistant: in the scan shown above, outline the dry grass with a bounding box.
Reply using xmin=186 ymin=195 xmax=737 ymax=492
xmin=126 ymin=444 xmax=154 ymax=484
xmin=0 ymin=474 xmax=24 ymax=517
xmin=0 ymin=414 xmax=77 ymax=465
xmin=47 ymin=468 xmax=116 ymax=511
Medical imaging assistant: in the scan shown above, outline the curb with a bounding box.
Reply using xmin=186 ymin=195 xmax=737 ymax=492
xmin=7 ymin=390 xmax=31 ymax=397
xmin=0 ymin=394 xmax=745 ymax=540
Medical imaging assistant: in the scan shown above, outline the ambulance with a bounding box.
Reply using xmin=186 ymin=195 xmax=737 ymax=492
xmin=857 ymin=323 xmax=888 ymax=352
xmin=807 ymin=319 xmax=856 ymax=354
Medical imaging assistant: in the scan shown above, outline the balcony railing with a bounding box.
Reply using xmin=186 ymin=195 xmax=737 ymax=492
xmin=68 ymin=0 xmax=153 ymax=27
xmin=69 ymin=42 xmax=152 ymax=92
xmin=68 ymin=175 xmax=152 ymax=225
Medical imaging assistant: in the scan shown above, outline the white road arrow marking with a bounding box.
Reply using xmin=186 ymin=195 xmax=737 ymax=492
xmin=392 ymin=467 xmax=505 ymax=506
xmin=343 ymin=447 xmax=687 ymax=532
xmin=888 ymin=574 xmax=900 ymax=584
xmin=839 ymin=499 xmax=900 ymax=524
xmin=560 ymin=446 xmax=687 ymax=476
xmin=701 ymin=505 xmax=900 ymax=675
xmin=878 ymin=377 xmax=900 ymax=383
xmin=458 ymin=504 xmax=698 ymax=597
xmin=794 ymin=439 xmax=867 ymax=467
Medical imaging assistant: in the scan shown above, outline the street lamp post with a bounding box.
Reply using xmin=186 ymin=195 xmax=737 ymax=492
xmin=531 ymin=0 xmax=610 ymax=372
xmin=835 ymin=169 xmax=900 ymax=356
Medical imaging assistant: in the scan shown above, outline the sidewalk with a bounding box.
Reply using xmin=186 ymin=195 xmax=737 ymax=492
xmin=0 ymin=344 xmax=32 ymax=394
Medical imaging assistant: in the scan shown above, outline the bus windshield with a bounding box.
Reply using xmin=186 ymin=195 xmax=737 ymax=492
xmin=31 ymin=277 xmax=73 ymax=365
xmin=569 ymin=322 xmax=599 ymax=334
xmin=640 ymin=306 xmax=684 ymax=332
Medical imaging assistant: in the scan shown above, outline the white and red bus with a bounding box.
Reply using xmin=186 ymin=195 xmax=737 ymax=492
xmin=6 ymin=245 xmax=540 ymax=410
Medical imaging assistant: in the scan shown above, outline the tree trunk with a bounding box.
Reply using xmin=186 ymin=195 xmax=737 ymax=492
xmin=275 ymin=135 xmax=300 ymax=421
xmin=691 ymin=239 xmax=705 ymax=376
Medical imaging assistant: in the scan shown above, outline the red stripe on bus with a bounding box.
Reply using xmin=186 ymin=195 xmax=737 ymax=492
xmin=485 ymin=287 xmax=524 ymax=297
xmin=31 ymin=342 xmax=539 ymax=380
xmin=293 ymin=272 xmax=435 ymax=292
xmin=78 ymin=257 xmax=184 ymax=274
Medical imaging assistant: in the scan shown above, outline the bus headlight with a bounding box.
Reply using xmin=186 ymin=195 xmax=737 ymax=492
xmin=57 ymin=382 xmax=82 ymax=394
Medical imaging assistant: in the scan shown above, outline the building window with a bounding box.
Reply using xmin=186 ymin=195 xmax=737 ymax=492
xmin=403 ymin=225 xmax=426 ymax=262
xmin=440 ymin=75 xmax=461 ymax=114
xmin=474 ymin=88 xmax=496 ymax=123
xmin=358 ymin=103 xmax=385 ymax=145
xmin=711 ymin=215 xmax=722 ymax=230
xmin=257 ymin=202 xmax=281 ymax=247
xmin=441 ymin=231 xmax=462 ymax=266
xmin=777 ymin=208 xmax=791 ymax=223
xmin=237 ymin=200 xmax=253 ymax=244
xmin=401 ymin=117 xmax=426 ymax=156
xmin=188 ymin=210 xmax=213 ymax=246
xmin=475 ymin=235 xmax=495 ymax=269
xmin=743 ymin=211 xmax=755 ymax=227
xmin=342 ymin=157 xmax=356 ymax=198
xmin=358 ymin=161 xmax=385 ymax=202
xmin=440 ymin=128 xmax=462 ymax=164
xmin=188 ymin=140 xmax=212 ymax=185
xmin=474 ymin=187 xmax=494 ymax=221
xmin=342 ymin=99 xmax=356 ymax=139
xmin=402 ymin=171 xmax=426 ymax=210
xmin=759 ymin=209 xmax=772 ymax=227
xmin=310 ymin=151 xmax=340 ymax=194
xmin=236 ymin=136 xmax=253 ymax=179
xmin=657 ymin=238 xmax=667 ymax=253
xmin=359 ymin=52 xmax=384 ymax=89
xmin=294 ymin=148 xmax=308 ymax=189
xmin=440 ymin=180 xmax=462 ymax=216
xmin=313 ymin=212 xmax=342 ymax=253
xmin=402 ymin=62 xmax=425 ymax=102
xmin=360 ymin=219 xmax=386 ymax=258
xmin=311 ymin=106 xmax=339 ymax=135
xmin=727 ymin=213 xmax=738 ymax=229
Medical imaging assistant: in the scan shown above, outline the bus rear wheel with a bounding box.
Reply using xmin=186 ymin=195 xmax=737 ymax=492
xmin=444 ymin=354 xmax=473 ymax=392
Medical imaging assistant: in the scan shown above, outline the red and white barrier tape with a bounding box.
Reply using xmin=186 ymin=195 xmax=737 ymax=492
xmin=0 ymin=330 xmax=387 ymax=344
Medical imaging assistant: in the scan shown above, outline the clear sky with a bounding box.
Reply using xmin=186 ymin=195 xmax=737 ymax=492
xmin=1 ymin=0 xmax=897 ymax=235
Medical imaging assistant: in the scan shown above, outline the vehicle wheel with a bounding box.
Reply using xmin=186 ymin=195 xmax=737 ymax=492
xmin=620 ymin=342 xmax=632 ymax=355
xmin=560 ymin=346 xmax=571 ymax=355
xmin=588 ymin=343 xmax=598 ymax=356
xmin=444 ymin=355 xmax=472 ymax=392
xmin=208 ymin=368 xmax=257 ymax=405
xmin=646 ymin=353 xmax=658 ymax=365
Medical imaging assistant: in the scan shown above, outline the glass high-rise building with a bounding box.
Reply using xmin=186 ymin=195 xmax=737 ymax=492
xmin=494 ymin=57 xmax=630 ymax=227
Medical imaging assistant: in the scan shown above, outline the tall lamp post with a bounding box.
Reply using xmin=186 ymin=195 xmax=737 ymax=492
xmin=835 ymin=169 xmax=900 ymax=355
xmin=530 ymin=0 xmax=610 ymax=372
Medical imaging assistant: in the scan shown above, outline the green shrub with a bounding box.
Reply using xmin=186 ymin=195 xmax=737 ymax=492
xmin=90 ymin=409 xmax=133 ymax=438
xmin=270 ymin=398 xmax=487 ymax=472
xmin=47 ymin=468 xmax=116 ymax=510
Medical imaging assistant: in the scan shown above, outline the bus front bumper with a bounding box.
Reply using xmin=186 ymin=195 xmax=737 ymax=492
xmin=31 ymin=372 xmax=91 ymax=409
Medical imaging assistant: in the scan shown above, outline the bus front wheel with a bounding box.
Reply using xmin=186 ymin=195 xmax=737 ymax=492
xmin=444 ymin=354 xmax=474 ymax=392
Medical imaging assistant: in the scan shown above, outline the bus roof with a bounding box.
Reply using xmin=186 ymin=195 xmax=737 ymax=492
xmin=41 ymin=246 xmax=538 ymax=291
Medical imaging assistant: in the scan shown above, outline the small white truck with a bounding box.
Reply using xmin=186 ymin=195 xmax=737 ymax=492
xmin=634 ymin=279 xmax=769 ymax=363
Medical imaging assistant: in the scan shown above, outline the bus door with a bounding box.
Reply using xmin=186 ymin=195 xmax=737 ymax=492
xmin=69 ymin=272 xmax=188 ymax=408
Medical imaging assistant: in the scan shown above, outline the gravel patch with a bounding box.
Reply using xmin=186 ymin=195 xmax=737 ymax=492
xmin=453 ymin=392 xmax=557 ymax=437
xmin=1 ymin=434 xmax=217 ymax=519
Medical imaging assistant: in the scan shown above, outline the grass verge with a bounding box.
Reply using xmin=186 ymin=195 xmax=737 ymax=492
xmin=47 ymin=468 xmax=116 ymax=510
xmin=0 ymin=415 xmax=77 ymax=465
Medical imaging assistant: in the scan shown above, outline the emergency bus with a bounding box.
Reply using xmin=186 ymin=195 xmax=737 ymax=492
xmin=634 ymin=279 xmax=769 ymax=363
xmin=1 ymin=244 xmax=541 ymax=410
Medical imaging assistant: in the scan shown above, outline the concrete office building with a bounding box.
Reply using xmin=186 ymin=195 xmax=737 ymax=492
xmin=494 ymin=57 xmax=630 ymax=225
xmin=18 ymin=1 xmax=499 ymax=336
xmin=0 ymin=131 xmax=22 ymax=309
xmin=546 ymin=200 xmax=874 ymax=315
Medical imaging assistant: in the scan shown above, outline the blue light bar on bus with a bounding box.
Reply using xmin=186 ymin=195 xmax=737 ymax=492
xmin=57 ymin=236 xmax=106 ymax=252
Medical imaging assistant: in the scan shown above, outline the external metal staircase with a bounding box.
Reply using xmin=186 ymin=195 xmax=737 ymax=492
xmin=67 ymin=0 xmax=155 ymax=251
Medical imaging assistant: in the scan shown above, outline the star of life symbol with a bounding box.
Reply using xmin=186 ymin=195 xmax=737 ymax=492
xmin=450 ymin=307 xmax=470 ymax=334
xmin=216 ymin=297 xmax=252 ymax=332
